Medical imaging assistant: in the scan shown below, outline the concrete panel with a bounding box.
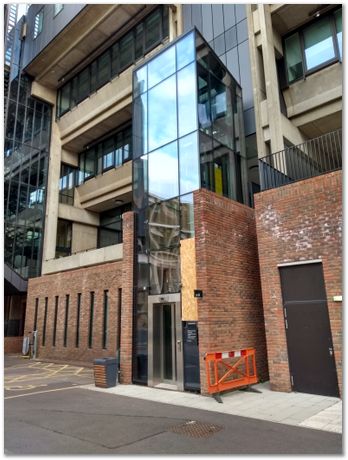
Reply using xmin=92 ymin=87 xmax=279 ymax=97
xmin=212 ymin=4 xmax=224 ymax=37
xmin=58 ymin=203 xmax=99 ymax=226
xmin=42 ymin=244 xmax=123 ymax=274
xmin=71 ymin=222 xmax=98 ymax=253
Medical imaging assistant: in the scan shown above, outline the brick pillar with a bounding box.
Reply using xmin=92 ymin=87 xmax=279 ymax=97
xmin=120 ymin=211 xmax=135 ymax=384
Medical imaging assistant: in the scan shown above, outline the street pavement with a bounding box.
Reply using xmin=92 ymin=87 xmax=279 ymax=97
xmin=4 ymin=356 xmax=342 ymax=455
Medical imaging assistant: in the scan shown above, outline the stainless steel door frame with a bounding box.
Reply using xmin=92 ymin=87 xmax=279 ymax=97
xmin=148 ymin=293 xmax=183 ymax=391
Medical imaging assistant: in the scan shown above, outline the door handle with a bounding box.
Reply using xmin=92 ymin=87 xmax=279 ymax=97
xmin=329 ymin=347 xmax=333 ymax=356
xmin=177 ymin=340 xmax=182 ymax=352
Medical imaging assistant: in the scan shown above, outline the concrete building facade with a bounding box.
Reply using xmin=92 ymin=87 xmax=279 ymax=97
xmin=4 ymin=4 xmax=342 ymax=398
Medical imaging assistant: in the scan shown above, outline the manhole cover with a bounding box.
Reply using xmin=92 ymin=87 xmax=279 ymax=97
xmin=169 ymin=420 xmax=223 ymax=438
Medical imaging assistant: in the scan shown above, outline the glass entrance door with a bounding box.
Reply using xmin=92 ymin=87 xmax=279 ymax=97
xmin=148 ymin=294 xmax=183 ymax=390
xmin=153 ymin=303 xmax=176 ymax=383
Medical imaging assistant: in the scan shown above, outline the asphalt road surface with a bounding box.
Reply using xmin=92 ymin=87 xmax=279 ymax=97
xmin=4 ymin=356 xmax=342 ymax=455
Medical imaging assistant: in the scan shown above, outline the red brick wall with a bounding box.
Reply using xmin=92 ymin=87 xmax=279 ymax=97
xmin=25 ymin=211 xmax=136 ymax=371
xmin=4 ymin=337 xmax=23 ymax=354
xmin=254 ymin=171 xmax=342 ymax=394
xmin=25 ymin=261 xmax=123 ymax=364
xmin=194 ymin=189 xmax=269 ymax=394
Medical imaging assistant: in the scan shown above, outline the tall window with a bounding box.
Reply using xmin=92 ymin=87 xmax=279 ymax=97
xmin=34 ymin=10 xmax=43 ymax=38
xmin=102 ymin=290 xmax=109 ymax=349
xmin=42 ymin=297 xmax=48 ymax=346
xmin=55 ymin=219 xmax=72 ymax=258
xmin=59 ymin=164 xmax=77 ymax=205
xmin=54 ymin=4 xmax=63 ymax=16
xmin=284 ymin=8 xmax=342 ymax=84
xmin=88 ymin=292 xmax=94 ymax=348
xmin=64 ymin=294 xmax=69 ymax=347
xmin=53 ymin=296 xmax=58 ymax=346
xmin=76 ymin=293 xmax=81 ymax=348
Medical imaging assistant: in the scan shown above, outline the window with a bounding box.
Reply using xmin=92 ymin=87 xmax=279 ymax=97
xmin=34 ymin=298 xmax=39 ymax=331
xmin=42 ymin=297 xmax=48 ymax=346
xmin=59 ymin=164 xmax=77 ymax=205
xmin=98 ymin=204 xmax=131 ymax=248
xmin=64 ymin=295 xmax=69 ymax=347
xmin=55 ymin=219 xmax=72 ymax=258
xmin=284 ymin=9 xmax=342 ymax=84
xmin=76 ymin=293 xmax=81 ymax=348
xmin=53 ymin=296 xmax=58 ymax=346
xmin=56 ymin=6 xmax=169 ymax=117
xmin=88 ymin=292 xmax=94 ymax=348
xmin=102 ymin=290 xmax=109 ymax=349
xmin=54 ymin=4 xmax=63 ymax=16
xmin=34 ymin=10 xmax=43 ymax=38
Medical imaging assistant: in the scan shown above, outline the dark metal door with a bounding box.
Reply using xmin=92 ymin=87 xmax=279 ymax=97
xmin=279 ymin=263 xmax=339 ymax=397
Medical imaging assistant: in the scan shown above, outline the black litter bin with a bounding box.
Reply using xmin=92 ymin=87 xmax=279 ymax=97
xmin=93 ymin=357 xmax=118 ymax=388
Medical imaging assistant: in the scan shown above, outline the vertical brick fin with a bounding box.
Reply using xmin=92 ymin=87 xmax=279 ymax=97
xmin=254 ymin=171 xmax=342 ymax=395
xmin=119 ymin=211 xmax=135 ymax=384
xmin=193 ymin=189 xmax=269 ymax=395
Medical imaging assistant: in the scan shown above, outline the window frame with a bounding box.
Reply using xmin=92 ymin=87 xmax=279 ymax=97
xmin=33 ymin=9 xmax=44 ymax=39
xmin=283 ymin=7 xmax=342 ymax=86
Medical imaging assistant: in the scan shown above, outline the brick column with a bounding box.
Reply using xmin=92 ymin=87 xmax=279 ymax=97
xmin=120 ymin=211 xmax=135 ymax=384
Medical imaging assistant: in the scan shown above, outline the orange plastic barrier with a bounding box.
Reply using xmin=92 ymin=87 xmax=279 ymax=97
xmin=205 ymin=348 xmax=258 ymax=396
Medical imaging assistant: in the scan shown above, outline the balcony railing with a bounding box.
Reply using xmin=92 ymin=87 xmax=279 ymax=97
xmin=259 ymin=129 xmax=342 ymax=191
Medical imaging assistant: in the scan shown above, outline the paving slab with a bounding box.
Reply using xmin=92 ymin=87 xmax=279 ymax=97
xmin=82 ymin=381 xmax=342 ymax=433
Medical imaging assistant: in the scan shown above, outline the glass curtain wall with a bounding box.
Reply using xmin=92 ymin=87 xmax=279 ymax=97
xmin=132 ymin=29 xmax=247 ymax=384
xmin=4 ymin=73 xmax=51 ymax=278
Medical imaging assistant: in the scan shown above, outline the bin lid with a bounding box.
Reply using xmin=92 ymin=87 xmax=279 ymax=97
xmin=94 ymin=357 xmax=117 ymax=365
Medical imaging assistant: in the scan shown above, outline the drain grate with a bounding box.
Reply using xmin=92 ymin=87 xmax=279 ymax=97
xmin=169 ymin=420 xmax=223 ymax=438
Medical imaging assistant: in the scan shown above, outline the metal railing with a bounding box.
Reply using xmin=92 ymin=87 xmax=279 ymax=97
xmin=259 ymin=129 xmax=342 ymax=191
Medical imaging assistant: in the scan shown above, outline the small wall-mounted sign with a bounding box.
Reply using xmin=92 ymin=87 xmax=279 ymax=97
xmin=194 ymin=289 xmax=203 ymax=298
xmin=333 ymin=295 xmax=342 ymax=302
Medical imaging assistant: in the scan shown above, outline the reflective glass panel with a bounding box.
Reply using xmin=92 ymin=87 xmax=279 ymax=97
xmin=180 ymin=193 xmax=195 ymax=239
xmin=134 ymin=65 xmax=147 ymax=98
xmin=119 ymin=32 xmax=134 ymax=70
xmin=133 ymin=156 xmax=148 ymax=210
xmin=133 ymin=93 xmax=148 ymax=157
xmin=103 ymin=137 xmax=114 ymax=170
xmin=197 ymin=65 xmax=211 ymax=135
xmin=148 ymin=199 xmax=180 ymax=250
xmin=176 ymin=32 xmax=195 ymax=70
xmin=133 ymin=291 xmax=148 ymax=383
xmin=177 ymin=63 xmax=197 ymax=138
xmin=149 ymin=247 xmax=180 ymax=294
xmin=148 ymin=75 xmax=177 ymax=151
xmin=98 ymin=51 xmax=111 ymax=87
xmin=145 ymin=9 xmax=161 ymax=50
xmin=210 ymin=74 xmax=234 ymax=149
xmin=148 ymin=46 xmax=176 ymax=89
xmin=179 ymin=132 xmax=200 ymax=195
xmin=78 ymin=67 xmax=90 ymax=102
xmin=148 ymin=141 xmax=178 ymax=201
xmin=303 ymin=18 xmax=335 ymax=70
xmin=335 ymin=9 xmax=342 ymax=60
xmin=284 ymin=33 xmax=304 ymax=82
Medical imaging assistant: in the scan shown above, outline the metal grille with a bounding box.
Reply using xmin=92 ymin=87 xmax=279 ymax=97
xmin=169 ymin=420 xmax=223 ymax=438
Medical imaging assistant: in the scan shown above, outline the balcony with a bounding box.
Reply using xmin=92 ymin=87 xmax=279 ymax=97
xmin=259 ymin=129 xmax=342 ymax=191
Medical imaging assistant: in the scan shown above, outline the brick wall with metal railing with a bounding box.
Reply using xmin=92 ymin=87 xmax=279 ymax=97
xmin=259 ymin=129 xmax=342 ymax=191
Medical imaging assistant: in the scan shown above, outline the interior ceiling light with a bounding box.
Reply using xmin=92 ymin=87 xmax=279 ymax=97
xmin=309 ymin=5 xmax=330 ymax=18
